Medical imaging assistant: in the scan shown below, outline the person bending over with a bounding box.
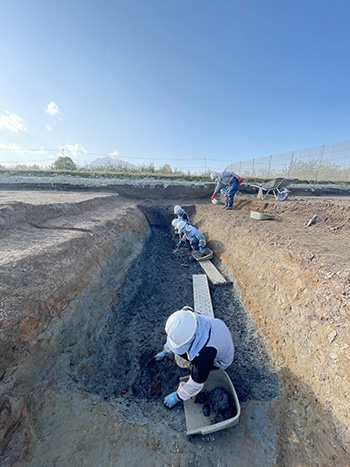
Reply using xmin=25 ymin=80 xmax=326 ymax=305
xmin=173 ymin=205 xmax=191 ymax=223
xmin=175 ymin=220 xmax=206 ymax=254
xmin=210 ymin=171 xmax=243 ymax=210
xmin=155 ymin=306 xmax=235 ymax=409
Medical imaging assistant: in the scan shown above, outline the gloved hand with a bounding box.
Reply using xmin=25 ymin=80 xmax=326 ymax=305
xmin=199 ymin=246 xmax=205 ymax=253
xmin=154 ymin=350 xmax=167 ymax=361
xmin=211 ymin=193 xmax=216 ymax=199
xmin=164 ymin=391 xmax=180 ymax=409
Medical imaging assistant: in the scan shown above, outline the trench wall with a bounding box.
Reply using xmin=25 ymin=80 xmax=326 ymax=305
xmin=0 ymin=203 xmax=151 ymax=462
xmin=192 ymin=205 xmax=350 ymax=465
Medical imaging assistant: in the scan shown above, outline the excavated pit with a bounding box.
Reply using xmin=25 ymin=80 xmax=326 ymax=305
xmin=0 ymin=189 xmax=349 ymax=466
xmin=38 ymin=210 xmax=280 ymax=466
xmin=77 ymin=219 xmax=279 ymax=423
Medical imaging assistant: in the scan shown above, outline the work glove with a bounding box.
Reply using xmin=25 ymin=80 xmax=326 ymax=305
xmin=199 ymin=246 xmax=205 ymax=253
xmin=154 ymin=350 xmax=167 ymax=361
xmin=164 ymin=391 xmax=180 ymax=409
xmin=211 ymin=193 xmax=216 ymax=199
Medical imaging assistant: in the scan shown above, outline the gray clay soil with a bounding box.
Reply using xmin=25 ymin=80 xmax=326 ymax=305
xmin=66 ymin=218 xmax=280 ymax=439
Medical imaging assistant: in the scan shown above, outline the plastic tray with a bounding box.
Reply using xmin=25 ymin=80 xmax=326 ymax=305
xmin=192 ymin=247 xmax=214 ymax=262
xmin=180 ymin=370 xmax=241 ymax=436
xmin=250 ymin=210 xmax=275 ymax=220
xmin=211 ymin=198 xmax=224 ymax=205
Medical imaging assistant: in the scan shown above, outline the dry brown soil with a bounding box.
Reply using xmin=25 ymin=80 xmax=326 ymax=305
xmin=193 ymin=193 xmax=350 ymax=465
xmin=0 ymin=188 xmax=349 ymax=466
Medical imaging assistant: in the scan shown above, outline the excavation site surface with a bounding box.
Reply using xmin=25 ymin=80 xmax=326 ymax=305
xmin=0 ymin=187 xmax=349 ymax=466
xmin=79 ymin=224 xmax=279 ymax=424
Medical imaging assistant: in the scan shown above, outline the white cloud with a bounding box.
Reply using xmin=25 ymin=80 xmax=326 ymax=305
xmin=0 ymin=110 xmax=27 ymax=133
xmin=110 ymin=150 xmax=119 ymax=156
xmin=0 ymin=142 xmax=25 ymax=152
xmin=45 ymin=124 xmax=52 ymax=131
xmin=38 ymin=145 xmax=47 ymax=154
xmin=64 ymin=143 xmax=88 ymax=156
xmin=45 ymin=101 xmax=60 ymax=116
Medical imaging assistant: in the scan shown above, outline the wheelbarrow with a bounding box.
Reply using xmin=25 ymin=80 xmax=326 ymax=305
xmin=247 ymin=178 xmax=297 ymax=201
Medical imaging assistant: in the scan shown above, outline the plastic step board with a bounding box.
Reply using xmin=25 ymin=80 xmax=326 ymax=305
xmin=192 ymin=274 xmax=214 ymax=317
xmin=197 ymin=260 xmax=227 ymax=285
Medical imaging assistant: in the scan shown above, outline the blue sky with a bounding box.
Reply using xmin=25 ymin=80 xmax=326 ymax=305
xmin=0 ymin=0 xmax=349 ymax=173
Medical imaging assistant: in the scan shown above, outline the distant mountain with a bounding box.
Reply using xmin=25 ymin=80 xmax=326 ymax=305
xmin=88 ymin=156 xmax=138 ymax=170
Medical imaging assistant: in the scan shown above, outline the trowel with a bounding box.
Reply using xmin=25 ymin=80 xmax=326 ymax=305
xmin=307 ymin=214 xmax=317 ymax=227
xmin=173 ymin=239 xmax=183 ymax=253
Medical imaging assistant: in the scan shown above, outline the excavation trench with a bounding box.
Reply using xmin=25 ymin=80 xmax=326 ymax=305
xmin=13 ymin=205 xmax=280 ymax=467
xmin=77 ymin=211 xmax=279 ymax=426
xmin=1 ymin=192 xmax=349 ymax=467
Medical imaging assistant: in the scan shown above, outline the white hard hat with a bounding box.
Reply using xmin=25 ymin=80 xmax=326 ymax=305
xmin=171 ymin=219 xmax=179 ymax=228
xmin=165 ymin=308 xmax=197 ymax=348
xmin=174 ymin=205 xmax=182 ymax=214
xmin=211 ymin=172 xmax=219 ymax=181
xmin=176 ymin=220 xmax=186 ymax=233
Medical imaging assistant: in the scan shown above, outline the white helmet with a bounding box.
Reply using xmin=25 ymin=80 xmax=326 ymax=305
xmin=174 ymin=205 xmax=182 ymax=214
xmin=211 ymin=171 xmax=219 ymax=181
xmin=171 ymin=218 xmax=179 ymax=229
xmin=176 ymin=220 xmax=186 ymax=233
xmin=165 ymin=308 xmax=197 ymax=348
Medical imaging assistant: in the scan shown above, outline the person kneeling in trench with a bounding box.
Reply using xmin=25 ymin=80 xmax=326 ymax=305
xmin=175 ymin=220 xmax=206 ymax=255
xmin=155 ymin=306 xmax=235 ymax=409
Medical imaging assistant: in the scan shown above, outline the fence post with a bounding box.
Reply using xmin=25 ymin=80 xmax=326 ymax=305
xmin=267 ymin=155 xmax=272 ymax=178
xmin=62 ymin=148 xmax=66 ymax=174
xmin=316 ymin=145 xmax=325 ymax=182
xmin=288 ymin=151 xmax=294 ymax=177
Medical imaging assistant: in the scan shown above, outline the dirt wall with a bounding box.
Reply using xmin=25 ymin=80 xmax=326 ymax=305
xmin=191 ymin=197 xmax=350 ymax=466
xmin=0 ymin=194 xmax=151 ymax=464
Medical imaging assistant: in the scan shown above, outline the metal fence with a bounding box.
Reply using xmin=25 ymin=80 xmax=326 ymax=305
xmin=226 ymin=140 xmax=350 ymax=182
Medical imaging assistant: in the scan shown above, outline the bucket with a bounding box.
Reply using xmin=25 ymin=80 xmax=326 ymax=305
xmin=211 ymin=198 xmax=224 ymax=205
